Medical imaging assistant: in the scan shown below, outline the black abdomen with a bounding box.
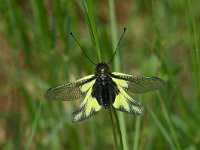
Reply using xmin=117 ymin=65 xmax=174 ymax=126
xmin=91 ymin=74 xmax=119 ymax=108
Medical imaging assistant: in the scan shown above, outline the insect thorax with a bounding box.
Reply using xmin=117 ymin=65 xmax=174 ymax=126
xmin=92 ymin=63 xmax=119 ymax=108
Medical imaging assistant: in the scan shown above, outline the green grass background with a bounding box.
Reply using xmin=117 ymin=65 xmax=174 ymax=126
xmin=0 ymin=0 xmax=200 ymax=149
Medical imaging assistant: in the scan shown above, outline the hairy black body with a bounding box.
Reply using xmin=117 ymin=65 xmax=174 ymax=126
xmin=91 ymin=63 xmax=119 ymax=108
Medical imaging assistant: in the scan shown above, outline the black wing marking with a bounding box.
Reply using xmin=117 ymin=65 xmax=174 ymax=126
xmin=112 ymin=85 xmax=144 ymax=115
xmin=111 ymin=72 xmax=165 ymax=93
xmin=71 ymin=88 xmax=101 ymax=123
xmin=44 ymin=75 xmax=96 ymax=101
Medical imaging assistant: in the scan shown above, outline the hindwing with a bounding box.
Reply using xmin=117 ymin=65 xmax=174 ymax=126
xmin=112 ymin=84 xmax=144 ymax=115
xmin=72 ymin=87 xmax=102 ymax=122
xmin=44 ymin=75 xmax=96 ymax=101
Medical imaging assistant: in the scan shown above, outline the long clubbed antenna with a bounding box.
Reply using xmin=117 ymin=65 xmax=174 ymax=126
xmin=70 ymin=32 xmax=97 ymax=65
xmin=107 ymin=28 xmax=127 ymax=64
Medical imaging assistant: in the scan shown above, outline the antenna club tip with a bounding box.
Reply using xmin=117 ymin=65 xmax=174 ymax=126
xmin=70 ymin=32 xmax=73 ymax=35
xmin=124 ymin=27 xmax=127 ymax=31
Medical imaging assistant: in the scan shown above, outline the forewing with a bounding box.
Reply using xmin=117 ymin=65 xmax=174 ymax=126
xmin=113 ymin=85 xmax=144 ymax=115
xmin=111 ymin=72 xmax=165 ymax=93
xmin=71 ymin=87 xmax=102 ymax=122
xmin=44 ymin=75 xmax=96 ymax=101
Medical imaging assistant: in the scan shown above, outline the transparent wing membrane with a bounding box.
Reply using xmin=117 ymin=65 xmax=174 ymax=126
xmin=111 ymin=72 xmax=165 ymax=93
xmin=44 ymin=75 xmax=95 ymax=101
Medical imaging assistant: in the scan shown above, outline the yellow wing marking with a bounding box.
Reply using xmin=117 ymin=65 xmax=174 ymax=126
xmin=112 ymin=77 xmax=128 ymax=88
xmin=112 ymin=72 xmax=132 ymax=77
xmin=79 ymin=79 xmax=95 ymax=93
xmin=72 ymin=87 xmax=101 ymax=122
xmin=113 ymin=94 xmax=129 ymax=110
xmin=111 ymin=72 xmax=132 ymax=88
xmin=76 ymin=74 xmax=94 ymax=82
xmin=113 ymin=85 xmax=144 ymax=115
xmin=73 ymin=111 xmax=83 ymax=122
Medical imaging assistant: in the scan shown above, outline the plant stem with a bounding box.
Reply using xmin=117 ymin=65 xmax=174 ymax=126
xmin=157 ymin=92 xmax=181 ymax=150
xmin=133 ymin=117 xmax=141 ymax=150
xmin=109 ymin=0 xmax=125 ymax=149
xmin=148 ymin=106 xmax=176 ymax=150
xmin=83 ymin=0 xmax=124 ymax=149
xmin=109 ymin=108 xmax=119 ymax=150
xmin=113 ymin=109 xmax=123 ymax=150
xmin=83 ymin=0 xmax=101 ymax=62
xmin=25 ymin=101 xmax=43 ymax=150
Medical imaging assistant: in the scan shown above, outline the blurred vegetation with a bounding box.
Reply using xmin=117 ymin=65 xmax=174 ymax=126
xmin=0 ymin=0 xmax=200 ymax=150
